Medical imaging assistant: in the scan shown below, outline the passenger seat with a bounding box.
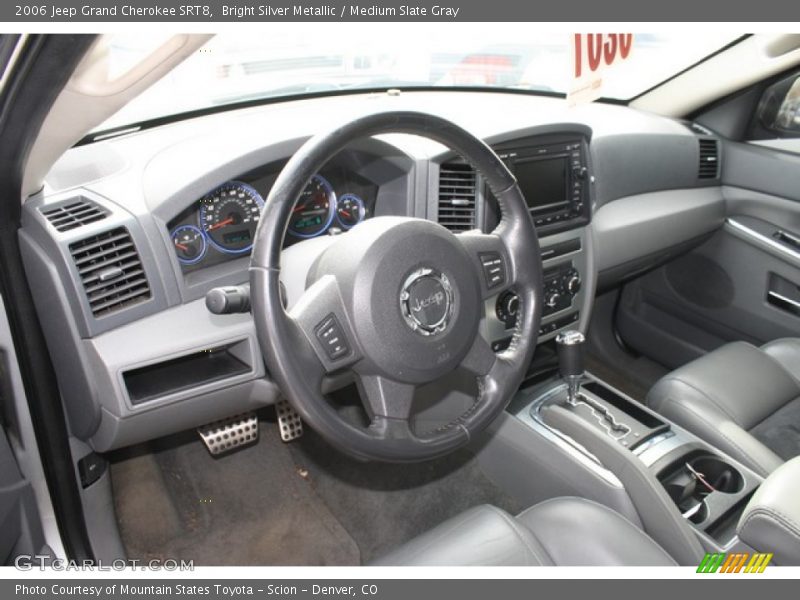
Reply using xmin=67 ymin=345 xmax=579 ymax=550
xmin=647 ymin=339 xmax=800 ymax=477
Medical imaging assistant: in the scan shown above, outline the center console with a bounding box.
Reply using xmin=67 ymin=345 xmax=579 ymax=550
xmin=503 ymin=331 xmax=763 ymax=556
xmin=529 ymin=377 xmax=761 ymax=549
xmin=482 ymin=129 xmax=594 ymax=351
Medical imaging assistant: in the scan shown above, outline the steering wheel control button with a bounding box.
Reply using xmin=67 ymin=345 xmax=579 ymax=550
xmin=400 ymin=268 xmax=454 ymax=336
xmin=315 ymin=314 xmax=350 ymax=360
xmin=479 ymin=252 xmax=506 ymax=289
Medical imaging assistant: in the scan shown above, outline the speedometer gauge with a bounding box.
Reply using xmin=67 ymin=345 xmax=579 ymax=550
xmin=199 ymin=181 xmax=264 ymax=254
xmin=288 ymin=174 xmax=336 ymax=238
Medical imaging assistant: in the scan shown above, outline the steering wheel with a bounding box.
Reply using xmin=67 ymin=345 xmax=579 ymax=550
xmin=250 ymin=112 xmax=542 ymax=462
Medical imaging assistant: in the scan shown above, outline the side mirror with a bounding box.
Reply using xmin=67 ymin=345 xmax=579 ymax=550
xmin=756 ymin=72 xmax=800 ymax=135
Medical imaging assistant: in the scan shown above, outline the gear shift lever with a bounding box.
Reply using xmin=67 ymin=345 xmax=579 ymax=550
xmin=555 ymin=330 xmax=585 ymax=405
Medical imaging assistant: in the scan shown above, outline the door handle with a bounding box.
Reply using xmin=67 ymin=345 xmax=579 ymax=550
xmin=767 ymin=272 xmax=800 ymax=317
xmin=773 ymin=229 xmax=800 ymax=252
xmin=768 ymin=290 xmax=800 ymax=315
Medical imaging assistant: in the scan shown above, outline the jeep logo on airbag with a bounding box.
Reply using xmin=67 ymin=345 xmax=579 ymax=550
xmin=411 ymin=290 xmax=445 ymax=313
xmin=400 ymin=268 xmax=453 ymax=336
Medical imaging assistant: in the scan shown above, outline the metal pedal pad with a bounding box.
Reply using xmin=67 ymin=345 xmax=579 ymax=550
xmin=276 ymin=398 xmax=303 ymax=442
xmin=197 ymin=412 xmax=258 ymax=456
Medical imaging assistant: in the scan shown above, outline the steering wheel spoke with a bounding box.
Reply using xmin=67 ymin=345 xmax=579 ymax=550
xmin=456 ymin=231 xmax=516 ymax=299
xmin=355 ymin=374 xmax=416 ymax=422
xmin=288 ymin=274 xmax=360 ymax=373
xmin=460 ymin=333 xmax=497 ymax=377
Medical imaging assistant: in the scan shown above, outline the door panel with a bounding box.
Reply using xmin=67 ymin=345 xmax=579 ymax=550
xmin=0 ymin=297 xmax=52 ymax=564
xmin=616 ymin=142 xmax=800 ymax=369
xmin=0 ymin=347 xmax=49 ymax=565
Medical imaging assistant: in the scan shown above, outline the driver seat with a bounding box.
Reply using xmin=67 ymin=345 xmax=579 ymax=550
xmin=372 ymin=497 xmax=676 ymax=566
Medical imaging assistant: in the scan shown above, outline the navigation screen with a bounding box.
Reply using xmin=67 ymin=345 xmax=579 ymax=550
xmin=516 ymin=157 xmax=568 ymax=210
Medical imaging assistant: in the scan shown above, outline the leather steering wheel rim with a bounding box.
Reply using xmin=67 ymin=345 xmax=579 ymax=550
xmin=250 ymin=111 xmax=542 ymax=462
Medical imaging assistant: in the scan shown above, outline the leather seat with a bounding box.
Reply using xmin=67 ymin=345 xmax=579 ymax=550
xmin=647 ymin=339 xmax=800 ymax=477
xmin=372 ymin=497 xmax=676 ymax=566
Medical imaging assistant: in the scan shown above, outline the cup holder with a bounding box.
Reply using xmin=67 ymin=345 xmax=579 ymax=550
xmin=658 ymin=452 xmax=745 ymax=525
xmin=688 ymin=456 xmax=744 ymax=494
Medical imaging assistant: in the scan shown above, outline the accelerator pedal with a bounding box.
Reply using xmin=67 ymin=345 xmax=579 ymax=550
xmin=197 ymin=412 xmax=259 ymax=456
xmin=276 ymin=398 xmax=303 ymax=442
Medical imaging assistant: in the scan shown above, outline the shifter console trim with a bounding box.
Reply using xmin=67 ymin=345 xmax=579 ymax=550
xmin=569 ymin=394 xmax=632 ymax=441
xmin=515 ymin=381 xmax=623 ymax=487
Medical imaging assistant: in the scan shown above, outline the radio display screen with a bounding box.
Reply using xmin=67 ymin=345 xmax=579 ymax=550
xmin=515 ymin=156 xmax=569 ymax=211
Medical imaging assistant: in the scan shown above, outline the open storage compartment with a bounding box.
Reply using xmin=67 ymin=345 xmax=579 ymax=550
xmin=123 ymin=340 xmax=252 ymax=405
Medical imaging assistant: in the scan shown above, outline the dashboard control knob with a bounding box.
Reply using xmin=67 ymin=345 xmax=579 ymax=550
xmin=546 ymin=291 xmax=561 ymax=308
xmin=566 ymin=273 xmax=582 ymax=295
xmin=496 ymin=291 xmax=520 ymax=328
xmin=505 ymin=294 xmax=519 ymax=316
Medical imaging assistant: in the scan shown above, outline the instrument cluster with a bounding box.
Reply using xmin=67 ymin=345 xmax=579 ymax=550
xmin=168 ymin=167 xmax=377 ymax=272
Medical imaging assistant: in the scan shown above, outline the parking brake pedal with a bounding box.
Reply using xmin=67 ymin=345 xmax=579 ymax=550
xmin=197 ymin=412 xmax=259 ymax=455
xmin=276 ymin=398 xmax=303 ymax=442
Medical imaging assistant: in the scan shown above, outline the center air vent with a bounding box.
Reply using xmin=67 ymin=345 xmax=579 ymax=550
xmin=41 ymin=198 xmax=108 ymax=232
xmin=698 ymin=139 xmax=720 ymax=179
xmin=438 ymin=163 xmax=477 ymax=232
xmin=69 ymin=228 xmax=151 ymax=318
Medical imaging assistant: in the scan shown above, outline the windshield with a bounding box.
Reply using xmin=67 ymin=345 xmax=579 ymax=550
xmin=95 ymin=27 xmax=741 ymax=133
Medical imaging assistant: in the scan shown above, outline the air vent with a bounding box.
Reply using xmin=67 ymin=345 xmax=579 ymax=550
xmin=698 ymin=139 xmax=720 ymax=179
xmin=69 ymin=228 xmax=151 ymax=318
xmin=41 ymin=198 xmax=108 ymax=232
xmin=438 ymin=163 xmax=477 ymax=232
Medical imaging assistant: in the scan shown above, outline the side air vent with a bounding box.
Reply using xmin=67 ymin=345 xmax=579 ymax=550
xmin=41 ymin=198 xmax=108 ymax=232
xmin=69 ymin=227 xmax=151 ymax=318
xmin=698 ymin=139 xmax=720 ymax=179
xmin=438 ymin=162 xmax=477 ymax=232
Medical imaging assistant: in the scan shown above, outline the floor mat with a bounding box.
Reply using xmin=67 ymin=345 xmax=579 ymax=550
xmin=288 ymin=428 xmax=525 ymax=564
xmin=111 ymin=426 xmax=360 ymax=566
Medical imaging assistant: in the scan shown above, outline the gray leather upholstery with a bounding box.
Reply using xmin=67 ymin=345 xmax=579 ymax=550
xmin=516 ymin=498 xmax=677 ymax=566
xmin=647 ymin=340 xmax=800 ymax=476
xmin=372 ymin=499 xmax=676 ymax=566
xmin=738 ymin=457 xmax=800 ymax=565
xmin=762 ymin=338 xmax=800 ymax=386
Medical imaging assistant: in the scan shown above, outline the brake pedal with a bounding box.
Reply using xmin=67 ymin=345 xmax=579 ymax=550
xmin=197 ymin=412 xmax=258 ymax=456
xmin=276 ymin=398 xmax=303 ymax=442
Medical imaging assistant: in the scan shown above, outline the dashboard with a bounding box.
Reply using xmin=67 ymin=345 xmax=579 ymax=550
xmin=20 ymin=90 xmax=726 ymax=454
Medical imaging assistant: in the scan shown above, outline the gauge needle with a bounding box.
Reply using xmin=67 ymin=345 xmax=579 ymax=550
xmin=175 ymin=242 xmax=189 ymax=251
xmin=208 ymin=217 xmax=234 ymax=231
xmin=339 ymin=210 xmax=352 ymax=218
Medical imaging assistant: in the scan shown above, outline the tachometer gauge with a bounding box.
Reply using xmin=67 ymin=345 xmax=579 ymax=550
xmin=335 ymin=193 xmax=366 ymax=229
xmin=171 ymin=225 xmax=207 ymax=265
xmin=199 ymin=181 xmax=264 ymax=254
xmin=288 ymin=174 xmax=336 ymax=238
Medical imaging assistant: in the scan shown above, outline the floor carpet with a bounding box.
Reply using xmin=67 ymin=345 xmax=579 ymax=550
xmin=111 ymin=426 xmax=360 ymax=566
xmin=111 ymin=416 xmax=522 ymax=565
